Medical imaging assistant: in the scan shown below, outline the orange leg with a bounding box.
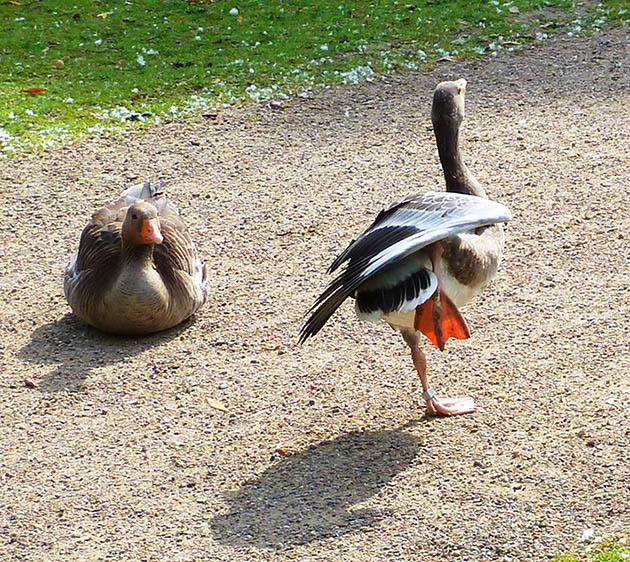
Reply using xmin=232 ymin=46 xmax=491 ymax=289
xmin=401 ymin=244 xmax=475 ymax=416
xmin=402 ymin=329 xmax=475 ymax=416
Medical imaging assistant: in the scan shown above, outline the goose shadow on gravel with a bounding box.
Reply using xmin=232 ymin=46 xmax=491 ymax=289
xmin=18 ymin=313 xmax=195 ymax=392
xmin=209 ymin=428 xmax=422 ymax=549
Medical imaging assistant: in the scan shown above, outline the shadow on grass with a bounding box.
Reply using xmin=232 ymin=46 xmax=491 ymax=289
xmin=210 ymin=428 xmax=422 ymax=549
xmin=18 ymin=313 xmax=194 ymax=392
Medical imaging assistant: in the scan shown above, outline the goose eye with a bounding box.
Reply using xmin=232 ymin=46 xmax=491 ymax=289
xmin=131 ymin=213 xmax=138 ymax=220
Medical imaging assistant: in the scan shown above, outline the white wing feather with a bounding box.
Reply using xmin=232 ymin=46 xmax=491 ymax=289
xmin=355 ymin=191 xmax=511 ymax=278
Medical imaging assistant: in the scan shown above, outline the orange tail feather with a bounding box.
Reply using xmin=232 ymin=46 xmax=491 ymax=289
xmin=415 ymin=291 xmax=470 ymax=351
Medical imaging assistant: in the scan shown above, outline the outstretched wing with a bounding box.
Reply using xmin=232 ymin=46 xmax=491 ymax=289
xmin=300 ymin=191 xmax=512 ymax=342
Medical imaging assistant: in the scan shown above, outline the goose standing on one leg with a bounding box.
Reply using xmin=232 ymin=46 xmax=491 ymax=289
xmin=299 ymin=79 xmax=512 ymax=416
xmin=64 ymin=181 xmax=206 ymax=335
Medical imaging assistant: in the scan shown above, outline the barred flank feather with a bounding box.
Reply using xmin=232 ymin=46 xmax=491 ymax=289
xmin=356 ymin=268 xmax=434 ymax=319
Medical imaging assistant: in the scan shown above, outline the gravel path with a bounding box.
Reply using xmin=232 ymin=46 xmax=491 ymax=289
xmin=1 ymin=27 xmax=628 ymax=562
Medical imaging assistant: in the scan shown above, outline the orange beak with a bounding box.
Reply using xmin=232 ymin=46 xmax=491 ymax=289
xmin=140 ymin=218 xmax=163 ymax=244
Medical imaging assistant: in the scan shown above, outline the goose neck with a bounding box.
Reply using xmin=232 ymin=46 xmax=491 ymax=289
xmin=434 ymin=121 xmax=486 ymax=198
xmin=122 ymin=242 xmax=154 ymax=265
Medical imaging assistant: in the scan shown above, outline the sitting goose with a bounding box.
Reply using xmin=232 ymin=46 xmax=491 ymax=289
xmin=64 ymin=181 xmax=206 ymax=335
xmin=300 ymin=79 xmax=512 ymax=416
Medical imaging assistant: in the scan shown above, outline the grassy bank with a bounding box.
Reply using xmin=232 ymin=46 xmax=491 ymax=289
xmin=1 ymin=0 xmax=627 ymax=156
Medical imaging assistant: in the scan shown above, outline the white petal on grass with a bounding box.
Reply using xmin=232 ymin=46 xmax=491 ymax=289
xmin=41 ymin=125 xmax=71 ymax=140
xmin=229 ymin=7 xmax=239 ymax=16
xmin=64 ymin=97 xmax=74 ymax=104
xmin=339 ymin=65 xmax=375 ymax=84
xmin=88 ymin=125 xmax=106 ymax=136
xmin=94 ymin=39 xmax=103 ymax=45
xmin=183 ymin=94 xmax=213 ymax=113
xmin=245 ymin=85 xmax=275 ymax=101
xmin=137 ymin=54 xmax=147 ymax=66
xmin=105 ymin=106 xmax=137 ymax=122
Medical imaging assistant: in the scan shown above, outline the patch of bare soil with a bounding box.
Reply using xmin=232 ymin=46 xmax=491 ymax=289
xmin=0 ymin=26 xmax=628 ymax=562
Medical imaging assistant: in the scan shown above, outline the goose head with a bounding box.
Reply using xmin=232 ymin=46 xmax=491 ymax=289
xmin=121 ymin=202 xmax=163 ymax=246
xmin=431 ymin=78 xmax=466 ymax=130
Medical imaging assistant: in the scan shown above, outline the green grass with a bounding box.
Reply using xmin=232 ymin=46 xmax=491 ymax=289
xmin=1 ymin=0 xmax=627 ymax=156
xmin=551 ymin=537 xmax=630 ymax=562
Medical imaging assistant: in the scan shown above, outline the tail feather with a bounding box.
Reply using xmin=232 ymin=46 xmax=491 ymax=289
xmin=299 ymin=287 xmax=349 ymax=343
xmin=300 ymin=256 xmax=375 ymax=343
xmin=120 ymin=181 xmax=163 ymax=205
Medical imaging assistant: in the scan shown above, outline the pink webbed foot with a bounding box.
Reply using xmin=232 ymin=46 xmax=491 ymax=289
xmin=423 ymin=390 xmax=475 ymax=416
